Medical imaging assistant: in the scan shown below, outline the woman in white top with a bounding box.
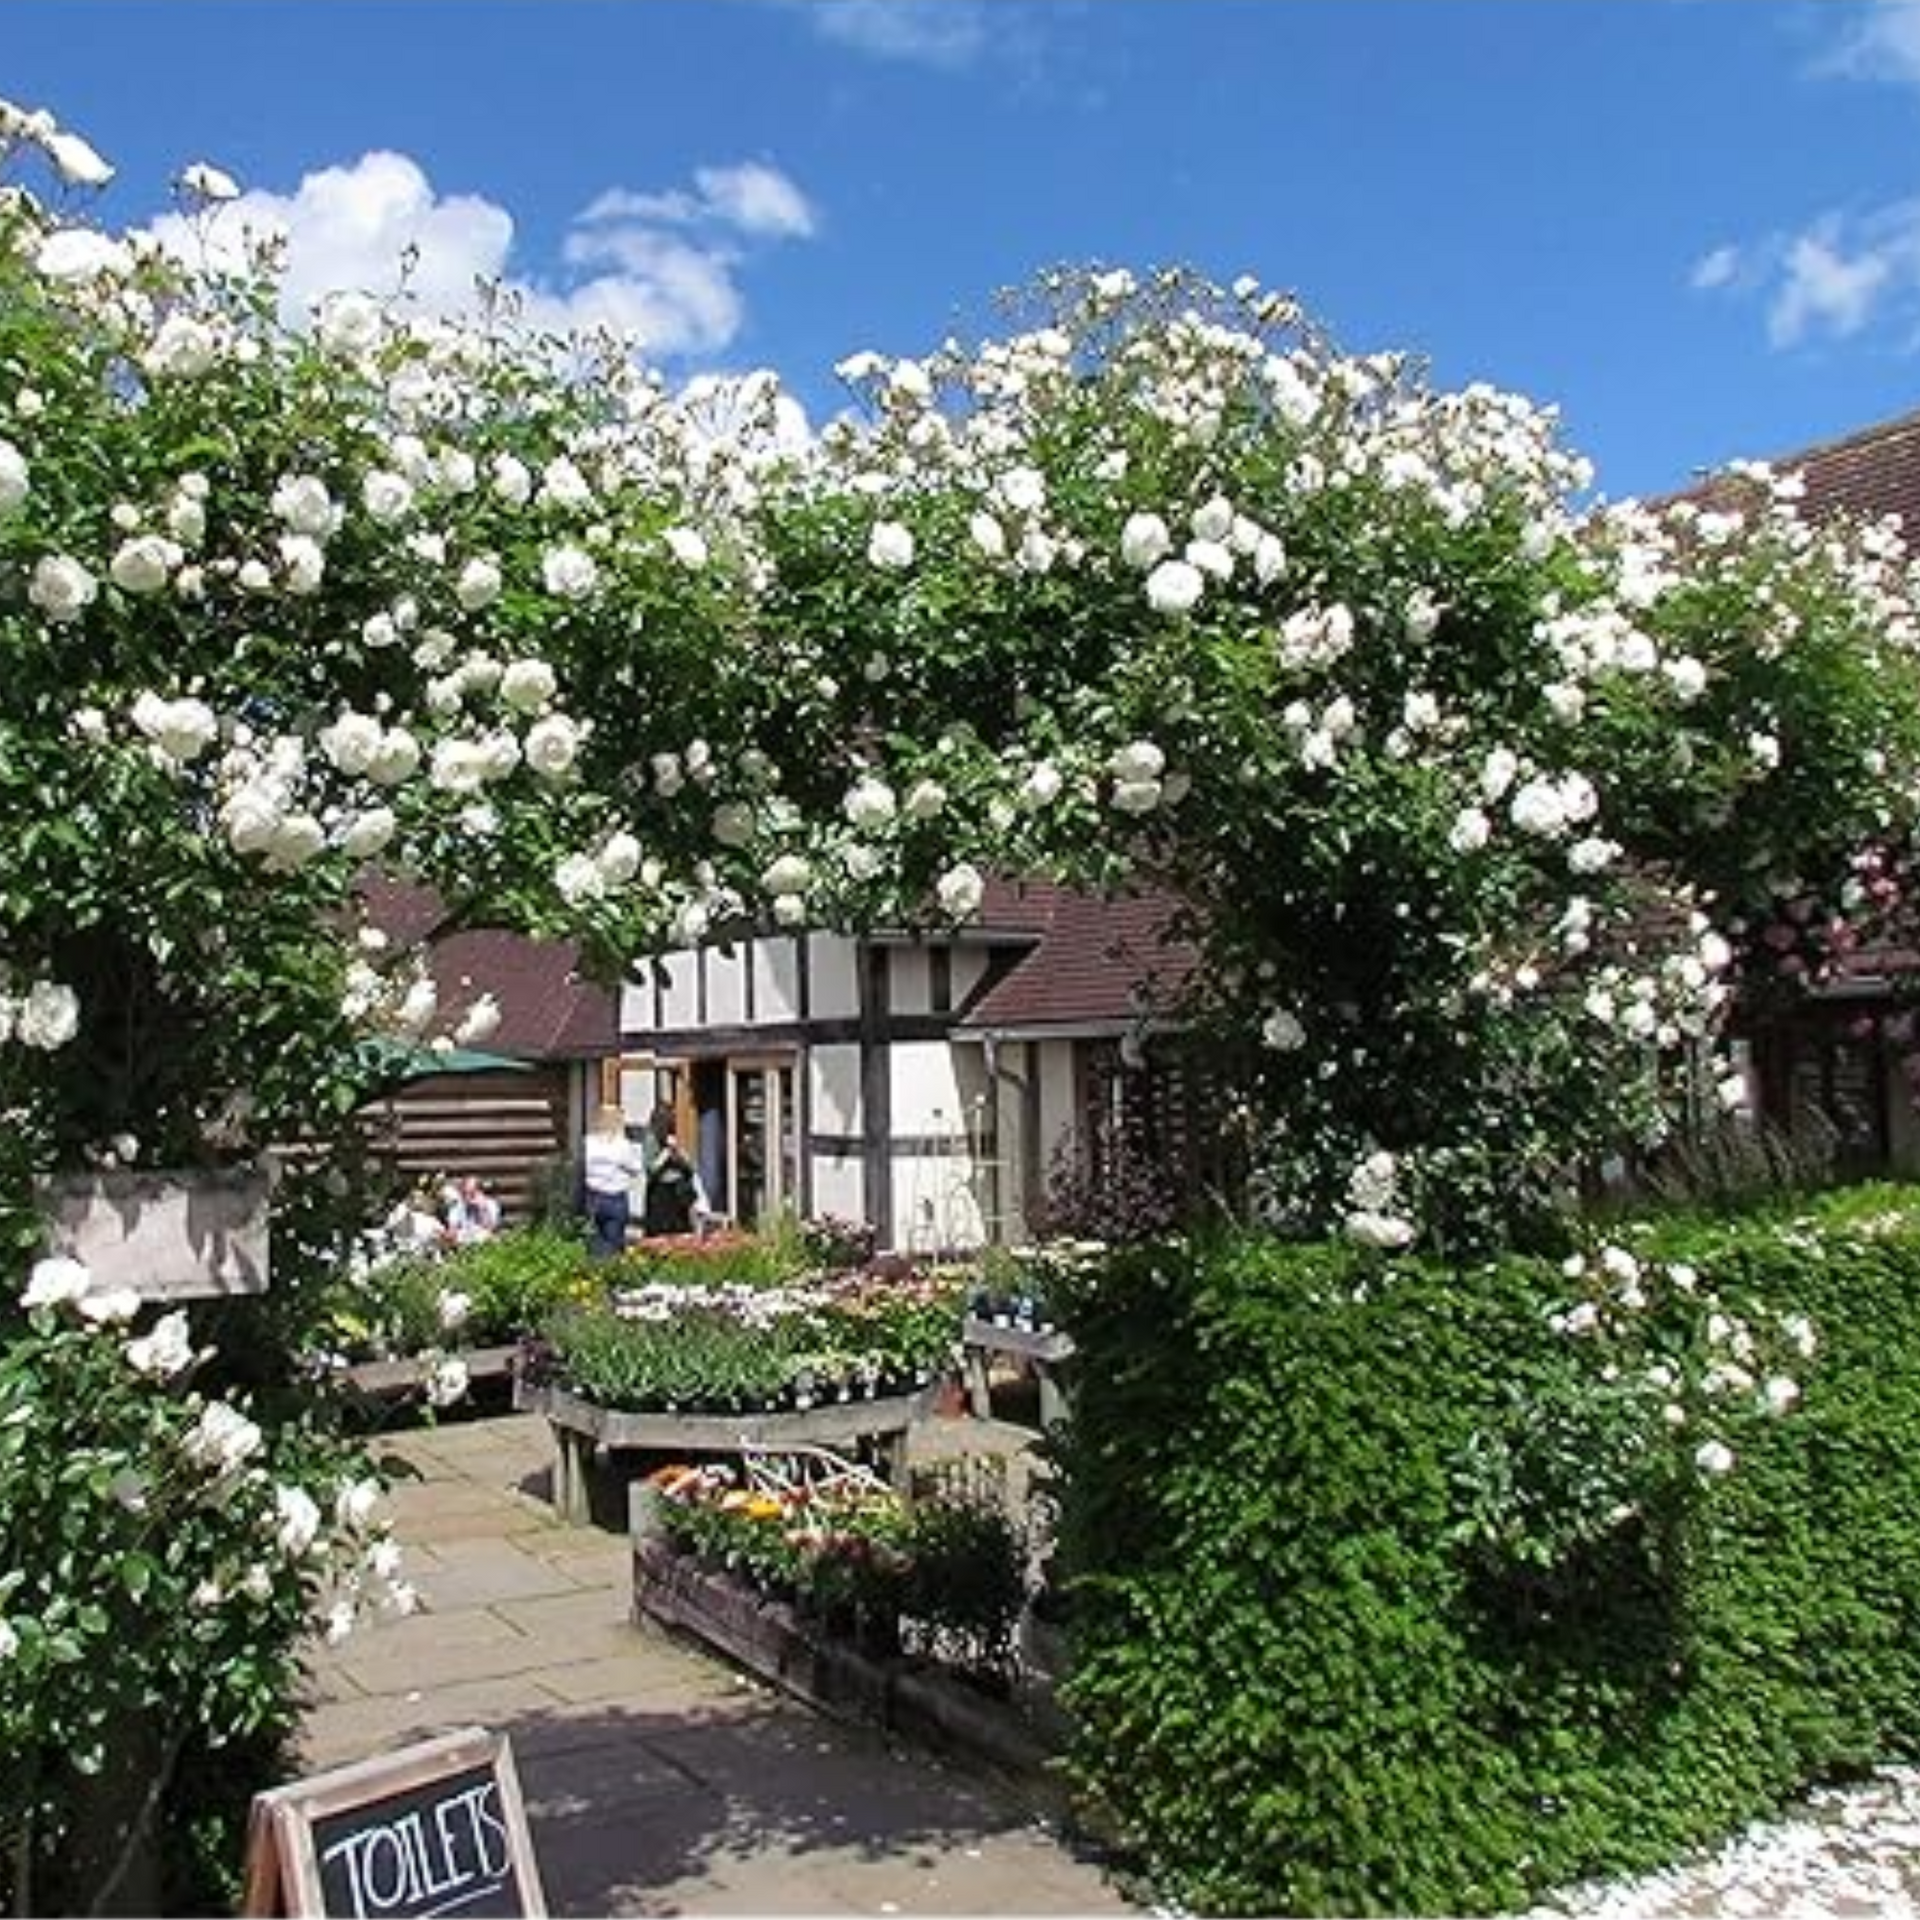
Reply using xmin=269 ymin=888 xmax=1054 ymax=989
xmin=582 ymin=1103 xmax=645 ymax=1260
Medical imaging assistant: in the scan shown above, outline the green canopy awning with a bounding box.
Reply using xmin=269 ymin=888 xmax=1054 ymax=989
xmin=357 ymin=1038 xmax=534 ymax=1091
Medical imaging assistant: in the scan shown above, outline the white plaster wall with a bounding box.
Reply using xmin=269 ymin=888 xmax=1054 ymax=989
xmin=810 ymin=1152 xmax=864 ymax=1223
xmin=810 ymin=1043 xmax=863 ymax=1135
xmin=891 ymin=946 xmax=930 ymax=1015
xmin=890 ymin=1040 xmax=970 ymax=1137
xmin=661 ymin=952 xmax=699 ymax=1030
xmin=1036 ymin=1040 xmax=1079 ymax=1167
xmin=754 ymin=937 xmax=802 ymax=1024
xmin=951 ymin=947 xmax=989 ymax=1005
xmin=619 ymin=978 xmax=654 ymax=1033
xmin=808 ymin=933 xmax=860 ymax=1020
xmin=707 ymin=943 xmax=747 ymax=1026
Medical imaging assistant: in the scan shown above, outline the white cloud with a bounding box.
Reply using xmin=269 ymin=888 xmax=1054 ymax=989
xmin=148 ymin=149 xmax=816 ymax=359
xmin=786 ymin=0 xmax=992 ymax=68
xmin=1769 ymin=227 xmax=1897 ymax=345
xmin=1692 ymin=198 xmax=1920 ymax=351
xmin=580 ymin=162 xmax=816 ymax=239
xmin=1690 ymin=243 xmax=1741 ymax=292
xmin=1818 ymin=0 xmax=1920 ymax=92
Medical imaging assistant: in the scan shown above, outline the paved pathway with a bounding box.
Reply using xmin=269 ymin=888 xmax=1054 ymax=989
xmin=302 ymin=1413 xmax=1132 ymax=1917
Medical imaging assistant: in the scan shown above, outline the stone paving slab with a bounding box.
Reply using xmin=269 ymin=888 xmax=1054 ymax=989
xmin=305 ymin=1413 xmax=1131 ymax=1916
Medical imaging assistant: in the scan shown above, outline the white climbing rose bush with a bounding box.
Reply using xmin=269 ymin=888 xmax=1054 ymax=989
xmin=5 ymin=115 xmax=1920 ymax=1253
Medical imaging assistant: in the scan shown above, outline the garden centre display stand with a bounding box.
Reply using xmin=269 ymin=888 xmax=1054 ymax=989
xmin=960 ymin=1316 xmax=1076 ymax=1429
xmin=341 ymin=1343 xmax=519 ymax=1399
xmin=515 ymin=1377 xmax=936 ymax=1523
xmin=629 ymin=1486 xmax=1065 ymax=1797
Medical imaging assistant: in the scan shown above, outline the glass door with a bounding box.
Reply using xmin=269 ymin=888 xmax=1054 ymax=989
xmin=727 ymin=1058 xmax=798 ymax=1225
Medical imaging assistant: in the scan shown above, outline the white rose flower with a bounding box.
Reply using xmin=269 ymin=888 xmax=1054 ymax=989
xmin=969 ymin=512 xmax=1007 ymax=559
xmin=1110 ymin=740 xmax=1166 ymax=784
xmin=1447 ymin=808 xmax=1491 ymax=855
xmin=763 ymin=853 xmax=812 ymax=897
xmin=183 ymin=1400 xmax=264 ymax=1476
xmin=35 ymin=229 xmax=130 ymax=281
xmin=710 ymin=802 xmax=755 ymax=848
xmin=367 ymin=728 xmax=420 ymax=786
xmin=1480 ymin=747 xmax=1520 ymax=801
xmin=555 ymin=852 xmax=606 ymax=905
xmin=28 ymin=555 xmax=98 ymax=623
xmin=316 ymin=291 xmax=382 ymax=357
xmin=1344 ymin=1210 xmax=1417 ymax=1251
xmin=1509 ymin=778 xmax=1569 ymax=838
xmin=221 ymin=786 xmax=282 ymax=855
xmin=361 ymin=471 xmax=414 ymax=523
xmin=318 ymin=711 xmax=382 ymax=776
xmin=1665 ymin=655 xmax=1708 ymax=702
xmin=500 ymin=659 xmax=557 ymax=712
xmin=542 ymin=545 xmax=599 ymax=599
xmin=597 ymin=832 xmax=642 ymax=884
xmin=1145 ymin=559 xmax=1204 ymax=615
xmin=1120 ymin=513 xmax=1172 ymax=570
xmin=1261 ymin=1008 xmax=1306 ymax=1052
xmin=905 ymin=779 xmax=947 ymax=820
xmin=278 ymin=534 xmax=326 ymax=595
xmin=454 ymin=556 xmax=502 ymax=610
xmin=0 ymin=1619 xmax=18 ymax=1661
xmin=110 ymin=535 xmax=180 ymax=595
xmin=340 ymin=808 xmax=397 ymax=859
xmin=1112 ymin=780 xmax=1162 ymax=815
xmin=142 ymin=313 xmax=218 ymax=380
xmin=270 ymin=474 xmax=337 ymax=537
xmin=996 ymin=466 xmax=1047 ymax=514
xmin=22 ymin=1255 xmax=91 ymax=1310
xmin=1021 ymin=762 xmax=1063 ymax=808
xmin=1567 ymin=837 xmax=1619 ymax=875
xmin=455 ymin=995 xmax=502 ymax=1045
xmin=335 ymin=1479 xmax=383 ymax=1530
xmin=1694 ymin=1439 xmax=1735 ymax=1477
xmin=539 ymin=456 xmax=594 ymax=509
xmin=18 ymin=981 xmax=80 ymax=1050
xmin=491 ymin=453 xmax=533 ymax=505
xmin=524 ymin=713 xmax=580 ymax=779
xmin=663 ymin=526 xmax=709 ymax=569
xmin=273 ymin=1484 xmax=323 ymax=1558
xmin=437 ymin=1289 xmax=473 ymax=1333
xmin=0 ymin=439 xmax=27 ymax=515
xmin=179 ymin=161 xmax=240 ymax=201
xmin=868 ymin=521 xmax=915 ymax=570
xmin=937 ymin=861 xmax=986 ymax=920
xmin=1190 ymin=496 xmax=1234 ymax=543
xmin=843 ymin=777 xmax=897 ymax=831
xmin=131 ymin=692 xmax=218 ymax=763
xmin=1186 ymin=537 xmax=1233 ymax=581
xmin=675 ymin=898 xmax=712 ymax=943
xmin=262 ymin=813 xmax=325 ymax=872
xmin=125 ymin=1310 xmax=195 ymax=1379
xmin=43 ymin=127 xmax=115 ymax=186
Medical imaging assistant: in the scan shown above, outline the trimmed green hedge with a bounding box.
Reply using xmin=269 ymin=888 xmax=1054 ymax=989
xmin=1052 ymin=1188 xmax=1920 ymax=1915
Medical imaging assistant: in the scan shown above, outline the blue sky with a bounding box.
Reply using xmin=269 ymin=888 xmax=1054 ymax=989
xmin=7 ymin=0 xmax=1920 ymax=498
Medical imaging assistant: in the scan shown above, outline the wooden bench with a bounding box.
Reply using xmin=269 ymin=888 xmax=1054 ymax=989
xmin=960 ymin=1316 xmax=1076 ymax=1430
xmin=514 ymin=1376 xmax=935 ymax=1523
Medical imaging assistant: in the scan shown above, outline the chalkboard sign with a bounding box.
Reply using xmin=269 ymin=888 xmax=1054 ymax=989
xmin=241 ymin=1727 xmax=546 ymax=1917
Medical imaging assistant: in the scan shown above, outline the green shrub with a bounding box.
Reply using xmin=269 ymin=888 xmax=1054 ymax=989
xmin=1053 ymin=1194 xmax=1920 ymax=1914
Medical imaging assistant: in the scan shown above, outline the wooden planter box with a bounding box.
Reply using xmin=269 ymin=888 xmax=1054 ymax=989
xmin=515 ymin=1375 xmax=936 ymax=1523
xmin=629 ymin=1498 xmax=1063 ymax=1796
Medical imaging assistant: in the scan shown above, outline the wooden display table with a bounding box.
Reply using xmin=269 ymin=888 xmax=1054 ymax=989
xmin=340 ymin=1343 xmax=519 ymax=1399
xmin=959 ymin=1316 xmax=1076 ymax=1429
xmin=514 ymin=1375 xmax=935 ymax=1522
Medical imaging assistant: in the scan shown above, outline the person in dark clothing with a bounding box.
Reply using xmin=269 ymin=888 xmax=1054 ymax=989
xmin=641 ymin=1133 xmax=703 ymax=1237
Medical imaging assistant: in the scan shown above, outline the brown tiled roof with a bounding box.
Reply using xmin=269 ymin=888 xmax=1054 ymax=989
xmin=957 ymin=881 xmax=1196 ymax=1033
xmin=1770 ymin=405 xmax=1920 ymax=531
xmin=360 ymin=879 xmax=617 ymax=1061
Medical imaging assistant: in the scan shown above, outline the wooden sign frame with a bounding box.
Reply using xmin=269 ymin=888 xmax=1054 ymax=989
xmin=241 ymin=1727 xmax=546 ymax=1918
